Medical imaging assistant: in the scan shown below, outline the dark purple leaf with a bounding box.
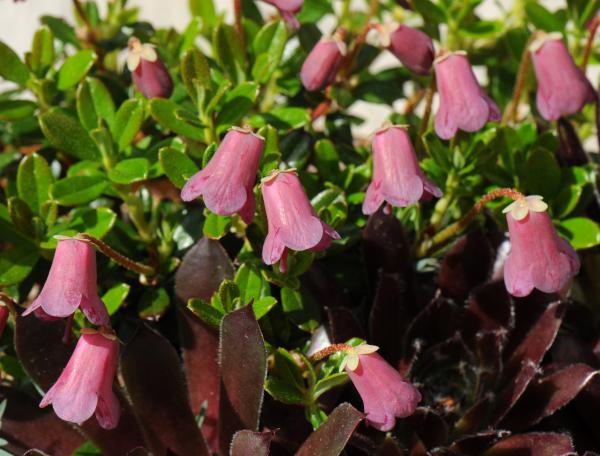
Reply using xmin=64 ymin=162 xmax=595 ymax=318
xmin=326 ymin=307 xmax=365 ymax=343
xmin=483 ymin=432 xmax=575 ymax=456
xmin=557 ymin=117 xmax=588 ymax=166
xmin=0 ymin=387 xmax=84 ymax=455
xmin=499 ymin=363 xmax=598 ymax=430
xmin=474 ymin=329 xmax=507 ymax=393
xmin=175 ymin=237 xmax=234 ymax=302
xmin=260 ymin=401 xmax=312 ymax=453
xmin=120 ymin=324 xmax=209 ymax=456
xmin=230 ymin=429 xmax=276 ymax=456
xmin=450 ymin=430 xmax=511 ymax=456
xmin=304 ymin=262 xmax=351 ymax=309
xmin=219 ymin=305 xmax=267 ymax=455
xmin=437 ymin=229 xmax=494 ymax=301
xmin=458 ymin=394 xmax=493 ymax=434
xmin=126 ymin=448 xmax=152 ymax=456
xmin=490 ymin=360 xmax=538 ymax=425
xmin=14 ymin=312 xmax=146 ymax=454
xmin=403 ymin=407 xmax=449 ymax=449
xmin=376 ymin=437 xmax=405 ymax=455
xmin=296 ymin=403 xmax=364 ymax=456
xmin=463 ymin=280 xmax=513 ymax=344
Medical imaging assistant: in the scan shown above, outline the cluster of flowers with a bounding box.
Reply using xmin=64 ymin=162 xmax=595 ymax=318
xmin=20 ymin=1 xmax=590 ymax=435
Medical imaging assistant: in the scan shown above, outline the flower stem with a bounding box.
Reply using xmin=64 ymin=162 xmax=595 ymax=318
xmin=418 ymin=187 xmax=525 ymax=257
xmin=429 ymin=170 xmax=459 ymax=229
xmin=581 ymin=14 xmax=600 ymax=71
xmin=234 ymin=0 xmax=246 ymax=54
xmin=417 ymin=75 xmax=436 ymax=154
xmin=309 ymin=343 xmax=352 ymax=364
xmin=502 ymin=33 xmax=538 ymax=125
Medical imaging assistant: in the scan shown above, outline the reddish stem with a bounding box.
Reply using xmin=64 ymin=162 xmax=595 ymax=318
xmin=309 ymin=343 xmax=352 ymax=363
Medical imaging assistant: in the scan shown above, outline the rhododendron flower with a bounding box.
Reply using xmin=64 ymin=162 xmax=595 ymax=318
xmin=377 ymin=23 xmax=434 ymax=75
xmin=343 ymin=344 xmax=421 ymax=431
xmin=127 ymin=37 xmax=173 ymax=99
xmin=261 ymin=0 xmax=304 ymax=29
xmin=363 ymin=124 xmax=442 ymax=215
xmin=261 ymin=169 xmax=340 ymax=272
xmin=502 ymin=195 xmax=580 ymax=297
xmin=300 ymin=33 xmax=346 ymax=91
xmin=41 ymin=330 xmax=120 ymax=429
xmin=181 ymin=127 xmax=264 ymax=224
xmin=434 ymin=50 xmax=500 ymax=140
xmin=23 ymin=239 xmax=109 ymax=325
xmin=529 ymin=32 xmax=595 ymax=121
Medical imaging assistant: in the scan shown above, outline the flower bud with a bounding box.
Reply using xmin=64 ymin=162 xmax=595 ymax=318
xmin=40 ymin=331 xmax=120 ymax=429
xmin=22 ymin=239 xmax=109 ymax=325
xmin=300 ymin=34 xmax=346 ymax=91
xmin=363 ymin=125 xmax=442 ymax=215
xmin=529 ymin=32 xmax=595 ymax=121
xmin=343 ymin=345 xmax=421 ymax=431
xmin=261 ymin=170 xmax=340 ymax=272
xmin=385 ymin=24 xmax=434 ymax=75
xmin=181 ymin=127 xmax=264 ymax=224
xmin=434 ymin=50 xmax=500 ymax=140
xmin=502 ymin=196 xmax=580 ymax=297
xmin=261 ymin=0 xmax=304 ymax=29
xmin=127 ymin=37 xmax=173 ymax=99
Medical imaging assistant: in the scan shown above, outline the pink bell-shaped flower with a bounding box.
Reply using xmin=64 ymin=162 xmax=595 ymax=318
xmin=181 ymin=127 xmax=264 ymax=224
xmin=363 ymin=124 xmax=442 ymax=215
xmin=343 ymin=344 xmax=421 ymax=431
xmin=40 ymin=330 xmax=121 ymax=429
xmin=502 ymin=195 xmax=580 ymax=297
xmin=22 ymin=239 xmax=109 ymax=325
xmin=434 ymin=50 xmax=500 ymax=140
xmin=530 ymin=32 xmax=596 ymax=121
xmin=261 ymin=169 xmax=340 ymax=272
xmin=261 ymin=0 xmax=304 ymax=29
xmin=381 ymin=24 xmax=434 ymax=75
xmin=300 ymin=32 xmax=346 ymax=91
xmin=127 ymin=37 xmax=173 ymax=99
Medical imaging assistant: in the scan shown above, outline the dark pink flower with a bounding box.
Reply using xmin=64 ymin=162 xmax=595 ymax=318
xmin=530 ymin=32 xmax=595 ymax=121
xmin=502 ymin=196 xmax=580 ymax=297
xmin=300 ymin=34 xmax=346 ymax=91
xmin=23 ymin=239 xmax=109 ymax=325
xmin=261 ymin=0 xmax=304 ymax=29
xmin=127 ymin=37 xmax=173 ymax=99
xmin=40 ymin=330 xmax=120 ymax=429
xmin=0 ymin=305 xmax=8 ymax=339
xmin=261 ymin=170 xmax=340 ymax=272
xmin=434 ymin=50 xmax=500 ymax=140
xmin=363 ymin=124 xmax=442 ymax=215
xmin=386 ymin=24 xmax=434 ymax=75
xmin=343 ymin=345 xmax=421 ymax=431
xmin=181 ymin=127 xmax=264 ymax=224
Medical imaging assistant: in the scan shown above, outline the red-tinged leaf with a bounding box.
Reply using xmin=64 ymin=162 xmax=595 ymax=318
xmin=377 ymin=437 xmax=405 ymax=455
xmin=219 ymin=305 xmax=267 ymax=455
xmin=437 ymin=229 xmax=494 ymax=301
xmin=260 ymin=401 xmax=313 ymax=453
xmin=457 ymin=395 xmax=493 ymax=434
xmin=120 ymin=324 xmax=210 ymax=456
xmin=176 ymin=304 xmax=220 ymax=450
xmin=14 ymin=312 xmax=146 ymax=454
xmin=499 ymin=364 xmax=598 ymax=430
xmin=0 ymin=387 xmax=84 ymax=455
xmin=557 ymin=117 xmax=588 ymax=166
xmin=175 ymin=236 xmax=234 ymax=302
xmin=403 ymin=407 xmax=449 ymax=449
xmin=483 ymin=432 xmax=575 ymax=456
xmin=474 ymin=330 xmax=507 ymax=392
xmin=296 ymin=403 xmax=364 ymax=456
xmin=491 ymin=360 xmax=538 ymax=425
xmin=450 ymin=430 xmax=511 ymax=456
xmin=463 ymin=281 xmax=513 ymax=344
xmin=304 ymin=262 xmax=351 ymax=309
xmin=326 ymin=307 xmax=365 ymax=343
xmin=230 ymin=429 xmax=276 ymax=456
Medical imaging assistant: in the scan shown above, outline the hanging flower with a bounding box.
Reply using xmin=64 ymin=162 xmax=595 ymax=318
xmin=127 ymin=37 xmax=173 ymax=99
xmin=261 ymin=0 xmax=304 ymax=29
xmin=377 ymin=23 xmax=434 ymax=75
xmin=300 ymin=32 xmax=346 ymax=91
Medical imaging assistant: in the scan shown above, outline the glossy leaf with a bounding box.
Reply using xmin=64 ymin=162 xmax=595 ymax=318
xmin=76 ymin=78 xmax=115 ymax=131
xmin=557 ymin=217 xmax=600 ymax=250
xmin=0 ymin=40 xmax=30 ymax=85
xmin=108 ymin=158 xmax=150 ymax=185
xmin=230 ymin=430 xmax=275 ymax=456
xmin=0 ymin=99 xmax=37 ymax=121
xmin=28 ymin=26 xmax=54 ymax=77
xmin=57 ymin=50 xmax=96 ymax=90
xmin=111 ymin=99 xmax=144 ymax=151
xmin=150 ymin=98 xmax=205 ymax=141
xmin=484 ymin=432 xmax=574 ymax=456
xmin=51 ymin=175 xmax=107 ymax=206
xmin=17 ymin=153 xmax=53 ymax=214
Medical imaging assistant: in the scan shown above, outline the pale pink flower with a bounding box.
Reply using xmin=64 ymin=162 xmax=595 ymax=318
xmin=300 ymin=34 xmax=346 ymax=91
xmin=261 ymin=170 xmax=340 ymax=272
xmin=261 ymin=0 xmax=304 ymax=29
xmin=363 ymin=125 xmax=442 ymax=215
xmin=41 ymin=331 xmax=120 ymax=429
xmin=343 ymin=345 xmax=421 ymax=431
xmin=530 ymin=32 xmax=596 ymax=121
xmin=434 ymin=50 xmax=500 ymax=140
xmin=181 ymin=127 xmax=264 ymax=224
xmin=503 ymin=196 xmax=580 ymax=297
xmin=23 ymin=239 xmax=109 ymax=325
xmin=127 ymin=37 xmax=173 ymax=99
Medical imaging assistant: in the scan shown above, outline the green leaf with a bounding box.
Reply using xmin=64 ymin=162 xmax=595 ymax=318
xmin=213 ymin=23 xmax=246 ymax=84
xmin=72 ymin=441 xmax=102 ymax=456
xmin=312 ymin=372 xmax=349 ymax=400
xmin=252 ymin=20 xmax=287 ymax=83
xmin=108 ymin=158 xmax=150 ymax=184
xmin=138 ymin=287 xmax=170 ymax=320
xmin=251 ymin=107 xmax=310 ymax=130
xmin=0 ymin=152 xmax=20 ymax=175
xmin=265 ymin=376 xmax=305 ymax=404
xmin=217 ymin=279 xmax=240 ymax=313
xmin=0 ymin=100 xmax=37 ymax=121
xmin=159 ymin=146 xmax=199 ymax=188
xmin=557 ymin=217 xmax=600 ymax=250
xmin=524 ymin=148 xmax=561 ymax=199
xmin=424 ymin=131 xmax=452 ymax=171
xmin=216 ymin=81 xmax=258 ymax=132
xmin=280 ymin=287 xmax=320 ymax=332
xmin=77 ymin=78 xmax=116 ymax=131
xmin=103 ymin=283 xmax=131 ymax=315
xmin=150 ymin=98 xmax=205 ymax=141
xmin=57 ymin=50 xmax=97 ymax=90
xmin=311 ymin=187 xmax=347 ymax=228
xmin=297 ymin=0 xmax=334 ymax=23
xmin=412 ymin=0 xmax=447 ymax=24
xmin=181 ymin=48 xmax=211 ymax=100
xmin=553 ymin=184 xmax=582 ymax=219
xmin=8 ymin=197 xmax=35 ymax=238
xmin=43 ymin=207 xmax=117 ymax=248
xmin=0 ymin=41 xmax=29 ymax=86
xmin=0 ymin=204 xmax=36 ymax=246
xmin=39 ymin=109 xmax=100 ymax=160
xmin=17 ymin=153 xmax=53 ymax=214
xmin=314 ymin=139 xmax=340 ymax=183
xmin=51 ymin=175 xmax=108 ymax=206
xmin=274 ymin=347 xmax=305 ymax=392
xmin=40 ymin=15 xmax=80 ymax=47
xmin=111 ymin=99 xmax=144 ymax=151
xmin=203 ymin=212 xmax=231 ymax=239
xmin=28 ymin=26 xmax=54 ymax=77
xmin=189 ymin=0 xmax=217 ymax=29
xmin=252 ymin=296 xmax=277 ymax=320
xmin=235 ymin=264 xmax=270 ymax=304
xmin=525 ymin=3 xmax=565 ymax=32
xmin=0 ymin=246 xmax=39 ymax=287
xmin=188 ymin=298 xmax=224 ymax=328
